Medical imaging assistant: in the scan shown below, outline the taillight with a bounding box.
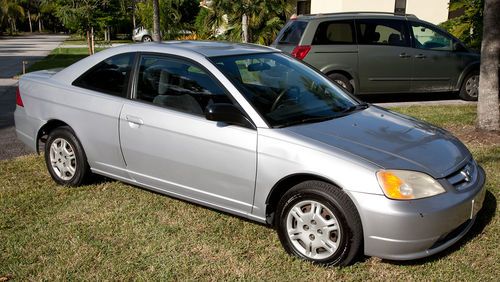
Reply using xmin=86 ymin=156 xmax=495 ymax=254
xmin=291 ymin=45 xmax=311 ymax=60
xmin=16 ymin=87 xmax=24 ymax=107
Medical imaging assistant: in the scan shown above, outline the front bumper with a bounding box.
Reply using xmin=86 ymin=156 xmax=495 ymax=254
xmin=348 ymin=165 xmax=486 ymax=260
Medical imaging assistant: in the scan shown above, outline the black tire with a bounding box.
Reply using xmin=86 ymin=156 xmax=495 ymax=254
xmin=44 ymin=126 xmax=91 ymax=186
xmin=142 ymin=35 xmax=152 ymax=42
xmin=459 ymin=70 xmax=479 ymax=101
xmin=328 ymin=73 xmax=354 ymax=93
xmin=275 ymin=181 xmax=363 ymax=266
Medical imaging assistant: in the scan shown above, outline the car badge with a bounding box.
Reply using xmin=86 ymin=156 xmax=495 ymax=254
xmin=460 ymin=169 xmax=471 ymax=182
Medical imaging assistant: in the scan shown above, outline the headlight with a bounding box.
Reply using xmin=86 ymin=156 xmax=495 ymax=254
xmin=376 ymin=170 xmax=445 ymax=200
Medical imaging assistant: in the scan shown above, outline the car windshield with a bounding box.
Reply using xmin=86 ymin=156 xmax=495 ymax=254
xmin=210 ymin=52 xmax=364 ymax=127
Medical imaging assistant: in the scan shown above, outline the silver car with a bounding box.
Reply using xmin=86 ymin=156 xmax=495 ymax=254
xmin=132 ymin=26 xmax=153 ymax=42
xmin=14 ymin=41 xmax=486 ymax=266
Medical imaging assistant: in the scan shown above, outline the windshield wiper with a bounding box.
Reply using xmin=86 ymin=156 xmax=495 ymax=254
xmin=274 ymin=104 xmax=369 ymax=128
xmin=275 ymin=115 xmax=337 ymax=128
xmin=340 ymin=103 xmax=370 ymax=114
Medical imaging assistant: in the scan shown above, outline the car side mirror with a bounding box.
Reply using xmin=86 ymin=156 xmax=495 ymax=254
xmin=453 ymin=42 xmax=468 ymax=52
xmin=205 ymin=103 xmax=255 ymax=129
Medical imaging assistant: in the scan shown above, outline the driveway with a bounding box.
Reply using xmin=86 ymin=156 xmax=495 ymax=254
xmin=0 ymin=34 xmax=68 ymax=160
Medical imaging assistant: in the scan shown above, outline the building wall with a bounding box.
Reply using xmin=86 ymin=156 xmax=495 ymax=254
xmin=310 ymin=0 xmax=450 ymax=24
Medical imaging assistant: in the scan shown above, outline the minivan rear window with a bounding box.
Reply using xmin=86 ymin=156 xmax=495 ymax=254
xmin=278 ymin=21 xmax=308 ymax=45
xmin=312 ymin=20 xmax=355 ymax=45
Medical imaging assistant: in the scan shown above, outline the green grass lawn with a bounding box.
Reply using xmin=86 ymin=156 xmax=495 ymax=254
xmin=26 ymin=47 xmax=105 ymax=73
xmin=0 ymin=105 xmax=499 ymax=280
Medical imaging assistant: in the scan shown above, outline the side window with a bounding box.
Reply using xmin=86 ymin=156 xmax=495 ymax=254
xmin=312 ymin=20 xmax=355 ymax=45
xmin=278 ymin=21 xmax=308 ymax=45
xmin=411 ymin=23 xmax=453 ymax=51
xmin=135 ymin=55 xmax=232 ymax=115
xmin=357 ymin=19 xmax=410 ymax=47
xmin=73 ymin=53 xmax=134 ymax=97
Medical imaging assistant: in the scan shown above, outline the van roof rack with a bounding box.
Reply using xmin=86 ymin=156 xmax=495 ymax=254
xmin=297 ymin=11 xmax=418 ymax=20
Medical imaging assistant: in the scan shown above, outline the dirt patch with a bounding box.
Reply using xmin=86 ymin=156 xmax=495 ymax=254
xmin=445 ymin=124 xmax=500 ymax=147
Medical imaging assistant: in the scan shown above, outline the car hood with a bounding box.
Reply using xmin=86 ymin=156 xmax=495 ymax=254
xmin=285 ymin=106 xmax=470 ymax=178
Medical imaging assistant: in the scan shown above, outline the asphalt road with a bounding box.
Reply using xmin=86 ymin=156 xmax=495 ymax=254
xmin=0 ymin=34 xmax=68 ymax=160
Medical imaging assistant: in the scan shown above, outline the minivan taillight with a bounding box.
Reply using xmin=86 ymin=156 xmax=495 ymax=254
xmin=16 ymin=87 xmax=24 ymax=107
xmin=291 ymin=45 xmax=311 ymax=60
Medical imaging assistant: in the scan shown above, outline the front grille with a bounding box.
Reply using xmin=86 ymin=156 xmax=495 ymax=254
xmin=445 ymin=159 xmax=477 ymax=191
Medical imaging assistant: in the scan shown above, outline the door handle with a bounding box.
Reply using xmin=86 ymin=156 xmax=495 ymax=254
xmin=125 ymin=115 xmax=144 ymax=125
xmin=415 ymin=54 xmax=426 ymax=59
xmin=399 ymin=52 xmax=411 ymax=58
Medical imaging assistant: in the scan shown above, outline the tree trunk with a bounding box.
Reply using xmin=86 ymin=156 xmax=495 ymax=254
xmin=152 ymin=0 xmax=161 ymax=42
xmin=28 ymin=10 xmax=32 ymax=33
xmin=38 ymin=16 xmax=42 ymax=32
xmin=242 ymin=13 xmax=248 ymax=43
xmin=87 ymin=30 xmax=92 ymax=55
xmin=91 ymin=27 xmax=95 ymax=54
xmin=477 ymin=0 xmax=500 ymax=131
xmin=132 ymin=0 xmax=137 ymax=29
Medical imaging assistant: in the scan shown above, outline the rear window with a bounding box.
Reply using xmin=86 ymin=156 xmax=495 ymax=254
xmin=278 ymin=20 xmax=308 ymax=45
xmin=73 ymin=53 xmax=135 ymax=97
xmin=312 ymin=20 xmax=355 ymax=45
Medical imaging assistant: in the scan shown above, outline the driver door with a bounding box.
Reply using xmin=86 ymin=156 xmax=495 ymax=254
xmin=409 ymin=22 xmax=462 ymax=92
xmin=119 ymin=54 xmax=257 ymax=213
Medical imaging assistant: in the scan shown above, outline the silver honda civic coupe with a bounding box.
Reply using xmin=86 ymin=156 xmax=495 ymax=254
xmin=14 ymin=41 xmax=485 ymax=266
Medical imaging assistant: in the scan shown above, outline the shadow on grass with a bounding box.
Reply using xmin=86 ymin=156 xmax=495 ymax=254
xmin=382 ymin=190 xmax=497 ymax=266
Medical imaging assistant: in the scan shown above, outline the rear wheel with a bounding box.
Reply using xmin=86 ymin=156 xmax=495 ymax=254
xmin=275 ymin=181 xmax=363 ymax=266
xmin=44 ymin=127 xmax=91 ymax=186
xmin=459 ymin=71 xmax=479 ymax=101
xmin=328 ymin=73 xmax=354 ymax=93
xmin=142 ymin=35 xmax=152 ymax=42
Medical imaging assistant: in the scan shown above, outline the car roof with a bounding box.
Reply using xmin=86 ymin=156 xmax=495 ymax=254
xmin=296 ymin=12 xmax=419 ymax=21
xmin=126 ymin=41 xmax=278 ymax=57
xmin=52 ymin=41 xmax=279 ymax=85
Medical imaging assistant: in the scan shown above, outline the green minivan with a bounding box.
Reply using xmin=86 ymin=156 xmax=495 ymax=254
xmin=271 ymin=12 xmax=480 ymax=100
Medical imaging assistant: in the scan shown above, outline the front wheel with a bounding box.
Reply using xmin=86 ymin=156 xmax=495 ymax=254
xmin=44 ymin=127 xmax=91 ymax=186
xmin=459 ymin=71 xmax=479 ymax=101
xmin=276 ymin=181 xmax=363 ymax=266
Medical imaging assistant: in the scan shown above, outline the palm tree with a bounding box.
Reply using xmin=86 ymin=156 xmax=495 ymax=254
xmin=1 ymin=0 xmax=25 ymax=34
xmin=226 ymin=0 xmax=292 ymax=45
xmin=477 ymin=0 xmax=500 ymax=131
xmin=152 ymin=0 xmax=161 ymax=41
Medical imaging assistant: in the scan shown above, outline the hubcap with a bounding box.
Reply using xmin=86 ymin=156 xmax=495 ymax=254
xmin=286 ymin=200 xmax=341 ymax=260
xmin=465 ymin=75 xmax=479 ymax=98
xmin=334 ymin=80 xmax=348 ymax=89
xmin=49 ymin=138 xmax=77 ymax=181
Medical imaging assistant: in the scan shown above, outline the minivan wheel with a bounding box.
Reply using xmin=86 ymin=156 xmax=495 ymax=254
xmin=276 ymin=181 xmax=363 ymax=266
xmin=459 ymin=71 xmax=479 ymax=101
xmin=142 ymin=35 xmax=152 ymax=42
xmin=44 ymin=127 xmax=91 ymax=186
xmin=328 ymin=73 xmax=354 ymax=93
